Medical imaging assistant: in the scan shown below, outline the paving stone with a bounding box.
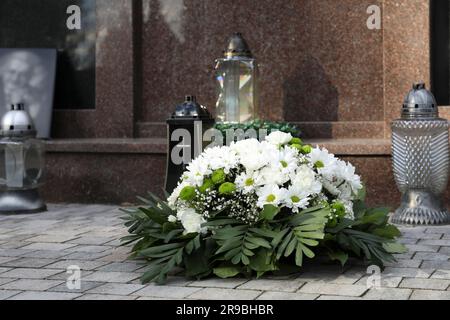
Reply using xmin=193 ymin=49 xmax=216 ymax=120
xmin=362 ymin=288 xmax=412 ymax=300
xmin=410 ymin=290 xmax=450 ymax=300
xmin=418 ymin=239 xmax=450 ymax=246
xmin=0 ymin=278 xmax=16 ymax=286
xmin=0 ymin=279 xmax=62 ymax=291
xmin=188 ymin=278 xmax=249 ymax=289
xmin=66 ymin=245 xmax=113 ymax=253
xmin=26 ymin=234 xmax=79 ymax=243
xmin=385 ymin=259 xmax=422 ymax=268
xmin=68 ymin=236 xmax=115 ymax=245
xmin=413 ymin=252 xmax=449 ymax=261
xmin=20 ymin=243 xmax=77 ymax=251
xmin=48 ymin=281 xmax=104 ymax=293
xmin=405 ymin=245 xmax=440 ymax=253
xmin=20 ymin=250 xmax=71 ymax=259
xmin=0 ymin=257 xmax=19 ymax=265
xmin=393 ymin=253 xmax=415 ymax=260
xmin=1 ymin=258 xmax=58 ymax=268
xmin=257 ymin=291 xmax=318 ymax=300
xmin=298 ymin=283 xmax=367 ymax=297
xmin=420 ymin=260 xmax=450 ymax=270
xmin=296 ymin=270 xmax=364 ymax=285
xmin=87 ymin=283 xmax=145 ymax=295
xmin=188 ymin=288 xmax=261 ymax=300
xmin=438 ymin=246 xmax=450 ymax=255
xmin=430 ymin=269 xmax=450 ymax=280
xmin=0 ymin=268 xmax=61 ymax=279
xmin=425 ymin=226 xmax=450 ymax=234
xmin=400 ymin=278 xmax=450 ymax=290
xmin=44 ymin=260 xmax=109 ymax=271
xmin=317 ymin=295 xmax=363 ymax=300
xmin=355 ymin=275 xmax=403 ymax=288
xmin=382 ymin=267 xmax=434 ymax=278
xmin=83 ymin=271 xmax=140 ymax=283
xmin=0 ymin=290 xmax=21 ymax=300
xmin=238 ymin=279 xmax=304 ymax=292
xmin=0 ymin=267 xmax=11 ymax=274
xmin=398 ymin=238 xmax=418 ymax=245
xmin=402 ymin=232 xmax=441 ymax=240
xmin=97 ymin=262 xmax=144 ymax=272
xmin=0 ymin=249 xmax=32 ymax=257
xmin=47 ymin=271 xmax=94 ymax=280
xmin=8 ymin=291 xmax=80 ymax=300
xmin=133 ymin=285 xmax=202 ymax=299
xmin=76 ymin=294 xmax=137 ymax=300
xmin=63 ymin=251 xmax=111 ymax=260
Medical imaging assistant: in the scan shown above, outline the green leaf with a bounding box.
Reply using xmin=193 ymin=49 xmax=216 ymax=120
xmin=249 ymin=249 xmax=277 ymax=273
xmin=246 ymin=237 xmax=271 ymax=249
xmin=382 ymin=242 xmax=408 ymax=254
xmin=372 ymin=225 xmax=402 ymax=239
xmin=184 ymin=239 xmax=215 ymax=278
xmin=327 ymin=251 xmax=349 ymax=267
xmin=138 ymin=207 xmax=167 ymax=225
xmin=259 ymin=205 xmax=280 ymax=221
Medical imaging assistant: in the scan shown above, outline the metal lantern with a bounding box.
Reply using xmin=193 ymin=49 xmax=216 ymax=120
xmin=165 ymin=96 xmax=215 ymax=194
xmin=391 ymin=82 xmax=450 ymax=225
xmin=215 ymin=32 xmax=258 ymax=123
xmin=0 ymin=103 xmax=46 ymax=214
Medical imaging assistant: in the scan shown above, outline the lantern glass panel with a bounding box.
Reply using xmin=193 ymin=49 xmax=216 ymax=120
xmin=0 ymin=138 xmax=45 ymax=191
xmin=215 ymin=57 xmax=257 ymax=123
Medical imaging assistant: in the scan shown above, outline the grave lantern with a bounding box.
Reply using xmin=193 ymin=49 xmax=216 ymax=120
xmin=0 ymin=103 xmax=46 ymax=214
xmin=215 ymin=33 xmax=258 ymax=123
xmin=391 ymin=82 xmax=450 ymax=225
xmin=165 ymin=96 xmax=215 ymax=194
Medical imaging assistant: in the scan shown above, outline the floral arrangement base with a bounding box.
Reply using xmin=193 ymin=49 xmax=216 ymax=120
xmin=121 ymin=132 xmax=406 ymax=284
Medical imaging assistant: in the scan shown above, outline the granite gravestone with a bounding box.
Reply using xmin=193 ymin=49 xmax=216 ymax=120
xmin=0 ymin=0 xmax=96 ymax=112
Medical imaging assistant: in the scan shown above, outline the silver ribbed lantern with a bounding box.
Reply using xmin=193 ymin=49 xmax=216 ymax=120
xmin=391 ymin=82 xmax=450 ymax=225
xmin=0 ymin=103 xmax=46 ymax=214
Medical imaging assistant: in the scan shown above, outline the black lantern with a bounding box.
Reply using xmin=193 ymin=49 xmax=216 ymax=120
xmin=165 ymin=96 xmax=215 ymax=194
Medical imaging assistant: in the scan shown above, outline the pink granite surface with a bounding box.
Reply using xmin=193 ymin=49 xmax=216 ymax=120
xmin=140 ymin=0 xmax=384 ymax=138
xmin=383 ymin=0 xmax=430 ymax=138
xmin=52 ymin=0 xmax=138 ymax=139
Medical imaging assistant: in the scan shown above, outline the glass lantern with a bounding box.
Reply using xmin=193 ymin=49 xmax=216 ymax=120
xmin=215 ymin=33 xmax=258 ymax=123
xmin=0 ymin=103 xmax=46 ymax=214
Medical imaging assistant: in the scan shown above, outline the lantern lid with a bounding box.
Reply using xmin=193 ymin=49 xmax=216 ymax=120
xmin=224 ymin=33 xmax=253 ymax=58
xmin=401 ymin=82 xmax=439 ymax=119
xmin=0 ymin=103 xmax=37 ymax=138
xmin=171 ymin=96 xmax=212 ymax=120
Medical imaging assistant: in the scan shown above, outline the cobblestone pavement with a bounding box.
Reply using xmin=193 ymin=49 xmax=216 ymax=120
xmin=0 ymin=204 xmax=450 ymax=300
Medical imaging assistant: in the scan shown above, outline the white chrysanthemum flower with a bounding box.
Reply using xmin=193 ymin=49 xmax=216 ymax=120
xmin=177 ymin=208 xmax=207 ymax=234
xmin=335 ymin=161 xmax=362 ymax=193
xmin=290 ymin=165 xmax=322 ymax=196
xmin=184 ymin=157 xmax=211 ymax=186
xmin=272 ymin=146 xmax=298 ymax=175
xmin=265 ymin=131 xmax=293 ymax=146
xmin=203 ymin=146 xmax=238 ymax=174
xmin=256 ymin=184 xmax=287 ymax=208
xmin=284 ymin=186 xmax=310 ymax=213
xmin=307 ymin=147 xmax=338 ymax=177
xmin=235 ymin=171 xmax=263 ymax=194
xmin=231 ymin=139 xmax=270 ymax=171
xmin=259 ymin=165 xmax=290 ymax=186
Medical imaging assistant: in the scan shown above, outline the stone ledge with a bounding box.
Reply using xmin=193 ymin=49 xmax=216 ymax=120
xmin=45 ymin=138 xmax=391 ymax=156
